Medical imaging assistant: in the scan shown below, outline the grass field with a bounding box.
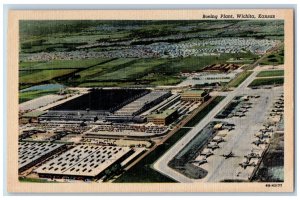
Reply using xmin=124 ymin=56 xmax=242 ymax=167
xmin=184 ymin=96 xmax=225 ymax=127
xmin=148 ymin=76 xmax=183 ymax=86
xmin=19 ymin=89 xmax=59 ymax=103
xmin=19 ymin=177 xmax=56 ymax=183
xmin=19 ymin=53 xmax=260 ymax=88
xmin=139 ymin=73 xmax=183 ymax=86
xmin=249 ymin=77 xmax=284 ymax=87
xmin=77 ymin=58 xmax=136 ymax=79
xmin=91 ymin=59 xmax=167 ymax=81
xmin=19 ymin=61 xmax=46 ymax=68
xmin=114 ymin=128 xmax=192 ymax=183
xmin=78 ymin=81 xmax=136 ymax=87
xmin=227 ymin=71 xmax=253 ymax=88
xmin=43 ymin=32 xmax=130 ymax=45
xmin=20 ymin=69 xmax=77 ymax=84
xmin=259 ymin=48 xmax=284 ymax=66
xmin=257 ymin=70 xmax=284 ymax=77
xmin=20 ymin=58 xmax=111 ymax=70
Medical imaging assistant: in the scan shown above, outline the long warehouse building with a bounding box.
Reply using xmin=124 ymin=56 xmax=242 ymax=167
xmin=35 ymin=145 xmax=133 ymax=180
xmin=19 ymin=142 xmax=66 ymax=173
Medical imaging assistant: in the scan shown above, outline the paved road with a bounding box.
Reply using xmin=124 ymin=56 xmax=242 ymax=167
xmin=153 ymin=69 xmax=260 ymax=183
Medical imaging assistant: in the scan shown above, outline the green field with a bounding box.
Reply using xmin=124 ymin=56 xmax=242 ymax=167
xmin=227 ymin=71 xmax=253 ymax=88
xmin=184 ymin=96 xmax=225 ymax=127
xmin=260 ymin=48 xmax=284 ymax=66
xmin=114 ymin=128 xmax=193 ymax=183
xmin=20 ymin=58 xmax=111 ymax=70
xmin=91 ymin=59 xmax=167 ymax=81
xmin=249 ymin=77 xmax=284 ymax=87
xmin=143 ymin=75 xmax=183 ymax=86
xmin=19 ymin=61 xmax=46 ymax=68
xmin=43 ymin=32 xmax=130 ymax=45
xmin=19 ymin=89 xmax=59 ymax=103
xmin=20 ymin=69 xmax=77 ymax=84
xmin=77 ymin=58 xmax=136 ymax=79
xmin=257 ymin=70 xmax=284 ymax=77
xmin=78 ymin=81 xmax=136 ymax=87
xmin=19 ymin=177 xmax=56 ymax=183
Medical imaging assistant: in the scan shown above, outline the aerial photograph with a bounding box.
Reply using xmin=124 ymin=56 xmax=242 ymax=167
xmin=18 ymin=20 xmax=284 ymax=183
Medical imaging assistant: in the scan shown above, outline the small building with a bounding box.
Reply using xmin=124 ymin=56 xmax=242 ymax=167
xmin=20 ymin=110 xmax=47 ymax=124
xmin=147 ymin=109 xmax=178 ymax=126
xmin=181 ymin=90 xmax=210 ymax=102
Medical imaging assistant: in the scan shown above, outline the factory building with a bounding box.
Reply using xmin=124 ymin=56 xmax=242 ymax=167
xmin=180 ymin=90 xmax=210 ymax=102
xmin=112 ymin=91 xmax=172 ymax=117
xmin=35 ymin=145 xmax=133 ymax=180
xmin=147 ymin=109 xmax=178 ymax=126
xmin=20 ymin=111 xmax=47 ymax=124
xmin=18 ymin=142 xmax=66 ymax=173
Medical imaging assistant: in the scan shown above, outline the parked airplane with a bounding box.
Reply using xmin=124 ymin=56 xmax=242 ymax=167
xmin=222 ymin=151 xmax=236 ymax=159
xmin=252 ymin=139 xmax=268 ymax=146
xmin=212 ymin=137 xmax=225 ymax=144
xmin=189 ymin=158 xmax=208 ymax=165
xmin=239 ymin=160 xmax=257 ymax=169
xmin=200 ymin=151 xmax=214 ymax=158
xmin=244 ymin=152 xmax=261 ymax=159
xmin=207 ymin=143 xmax=220 ymax=150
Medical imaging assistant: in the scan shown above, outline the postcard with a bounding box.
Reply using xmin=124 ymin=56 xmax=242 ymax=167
xmin=6 ymin=8 xmax=294 ymax=193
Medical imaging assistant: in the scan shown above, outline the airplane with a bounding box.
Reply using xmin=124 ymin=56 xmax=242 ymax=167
xmin=244 ymin=152 xmax=261 ymax=159
xmin=212 ymin=137 xmax=225 ymax=144
xmin=226 ymin=123 xmax=235 ymax=127
xmin=233 ymin=112 xmax=245 ymax=117
xmin=263 ymin=123 xmax=272 ymax=128
xmin=189 ymin=158 xmax=208 ymax=166
xmin=254 ymin=133 xmax=271 ymax=139
xmin=238 ymin=108 xmax=248 ymax=113
xmin=252 ymin=139 xmax=268 ymax=146
xmin=239 ymin=160 xmax=257 ymax=169
xmin=259 ymin=128 xmax=273 ymax=133
xmin=272 ymin=109 xmax=284 ymax=112
xmin=207 ymin=143 xmax=220 ymax=150
xmin=274 ymin=105 xmax=284 ymax=108
xmin=241 ymin=105 xmax=251 ymax=109
xmin=200 ymin=150 xmax=214 ymax=158
xmin=222 ymin=151 xmax=236 ymax=159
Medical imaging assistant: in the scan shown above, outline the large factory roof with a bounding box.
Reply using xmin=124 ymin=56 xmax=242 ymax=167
xmin=18 ymin=142 xmax=65 ymax=170
xmin=35 ymin=145 xmax=131 ymax=177
xmin=22 ymin=111 xmax=47 ymax=118
xmin=114 ymin=91 xmax=171 ymax=116
xmin=50 ymin=88 xmax=149 ymax=112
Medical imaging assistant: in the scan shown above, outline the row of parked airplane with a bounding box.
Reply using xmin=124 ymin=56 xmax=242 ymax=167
xmin=192 ymin=150 xmax=260 ymax=169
